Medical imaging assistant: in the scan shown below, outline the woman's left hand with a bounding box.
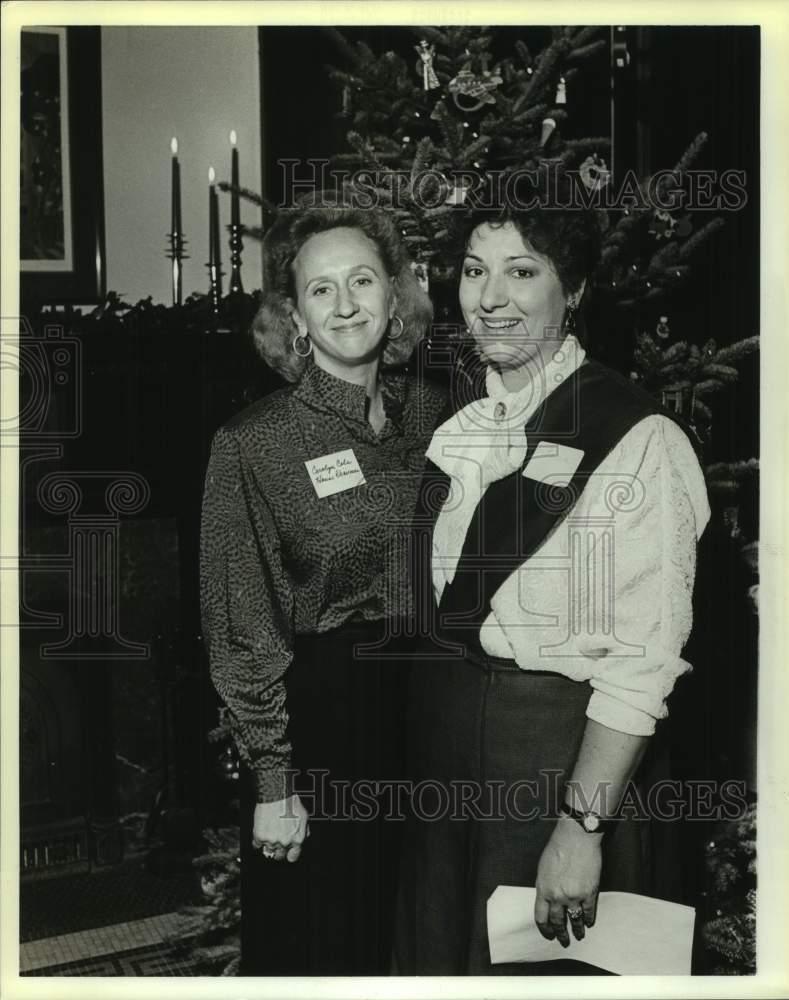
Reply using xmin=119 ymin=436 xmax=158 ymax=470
xmin=534 ymin=815 xmax=602 ymax=947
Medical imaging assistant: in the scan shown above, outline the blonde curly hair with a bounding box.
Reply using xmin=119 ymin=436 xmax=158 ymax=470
xmin=251 ymin=193 xmax=433 ymax=383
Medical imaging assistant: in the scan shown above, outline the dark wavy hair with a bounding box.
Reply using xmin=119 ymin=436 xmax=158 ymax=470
xmin=252 ymin=192 xmax=433 ymax=383
xmin=445 ymin=181 xmax=603 ymax=343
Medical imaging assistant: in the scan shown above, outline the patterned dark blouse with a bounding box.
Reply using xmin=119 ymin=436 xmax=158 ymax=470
xmin=200 ymin=361 xmax=446 ymax=803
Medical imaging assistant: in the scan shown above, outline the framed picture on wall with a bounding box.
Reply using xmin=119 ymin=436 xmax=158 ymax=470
xmin=20 ymin=26 xmax=106 ymax=306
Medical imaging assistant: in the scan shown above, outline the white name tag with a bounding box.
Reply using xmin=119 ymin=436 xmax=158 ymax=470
xmin=305 ymin=448 xmax=366 ymax=498
xmin=522 ymin=441 xmax=584 ymax=488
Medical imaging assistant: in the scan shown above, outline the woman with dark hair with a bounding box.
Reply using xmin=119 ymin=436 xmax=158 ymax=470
xmin=200 ymin=194 xmax=445 ymax=975
xmin=394 ymin=196 xmax=710 ymax=974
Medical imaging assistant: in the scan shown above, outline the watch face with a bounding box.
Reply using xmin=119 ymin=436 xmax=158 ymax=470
xmin=583 ymin=813 xmax=600 ymax=832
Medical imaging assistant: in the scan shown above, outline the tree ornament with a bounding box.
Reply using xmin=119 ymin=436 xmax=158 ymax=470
xmin=215 ymin=743 xmax=239 ymax=783
xmin=656 ymin=315 xmax=671 ymax=340
xmin=414 ymin=41 xmax=440 ymax=91
xmin=579 ymin=154 xmax=611 ymax=192
xmin=661 ymin=385 xmax=695 ymax=421
xmin=448 ymin=58 xmax=503 ymax=112
xmin=445 ymin=177 xmax=472 ymax=205
xmin=201 ymin=870 xmax=230 ymax=898
xmin=341 ymin=84 xmax=352 ymax=117
xmin=540 ymin=117 xmax=557 ymax=147
xmin=649 ymin=208 xmax=677 ymax=240
xmin=722 ymin=504 xmax=742 ymax=540
xmin=555 ymin=75 xmax=567 ymax=104
xmin=411 ymin=260 xmax=429 ymax=292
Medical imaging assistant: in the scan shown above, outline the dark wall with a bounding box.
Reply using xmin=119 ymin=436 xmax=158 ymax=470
xmin=632 ymin=27 xmax=759 ymax=466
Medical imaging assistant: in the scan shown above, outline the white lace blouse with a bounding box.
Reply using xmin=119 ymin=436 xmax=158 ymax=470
xmin=427 ymin=337 xmax=711 ymax=737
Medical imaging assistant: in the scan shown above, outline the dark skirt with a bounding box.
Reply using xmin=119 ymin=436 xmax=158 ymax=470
xmin=393 ymin=646 xmax=644 ymax=976
xmin=239 ymin=618 xmax=411 ymax=976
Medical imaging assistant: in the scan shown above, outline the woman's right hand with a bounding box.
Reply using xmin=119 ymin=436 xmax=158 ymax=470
xmin=252 ymin=794 xmax=310 ymax=863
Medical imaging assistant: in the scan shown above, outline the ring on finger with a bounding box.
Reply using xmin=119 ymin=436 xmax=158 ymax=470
xmin=567 ymin=906 xmax=584 ymax=921
xmin=261 ymin=845 xmax=277 ymax=859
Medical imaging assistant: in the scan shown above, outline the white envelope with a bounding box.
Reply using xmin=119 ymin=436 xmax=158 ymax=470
xmin=487 ymin=885 xmax=696 ymax=975
xmin=522 ymin=440 xmax=584 ymax=487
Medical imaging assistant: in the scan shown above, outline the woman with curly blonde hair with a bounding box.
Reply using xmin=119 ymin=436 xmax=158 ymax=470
xmin=201 ymin=191 xmax=446 ymax=975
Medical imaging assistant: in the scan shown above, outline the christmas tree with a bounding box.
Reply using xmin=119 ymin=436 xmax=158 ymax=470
xmin=702 ymin=802 xmax=757 ymax=974
xmin=325 ymin=21 xmax=760 ymax=619
xmin=190 ymin=24 xmax=759 ymax=972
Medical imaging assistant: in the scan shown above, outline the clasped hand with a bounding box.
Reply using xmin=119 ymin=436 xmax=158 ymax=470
xmin=534 ymin=815 xmax=602 ymax=947
xmin=252 ymin=793 xmax=309 ymax=863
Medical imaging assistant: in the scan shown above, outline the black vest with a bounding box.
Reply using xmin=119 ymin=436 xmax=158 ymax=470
xmin=412 ymin=360 xmax=691 ymax=660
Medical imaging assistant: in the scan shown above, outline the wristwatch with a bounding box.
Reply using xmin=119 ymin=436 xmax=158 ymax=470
xmin=559 ymin=801 xmax=620 ymax=835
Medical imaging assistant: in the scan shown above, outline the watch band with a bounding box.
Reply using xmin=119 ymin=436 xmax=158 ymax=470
xmin=560 ymin=801 xmax=621 ymax=835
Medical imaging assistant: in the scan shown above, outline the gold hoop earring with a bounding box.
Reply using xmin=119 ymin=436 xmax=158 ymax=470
xmin=388 ymin=315 xmax=404 ymax=341
xmin=292 ymin=333 xmax=313 ymax=357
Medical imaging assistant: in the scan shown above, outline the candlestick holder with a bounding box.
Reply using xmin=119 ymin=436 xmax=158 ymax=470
xmin=227 ymin=222 xmax=244 ymax=295
xmin=166 ymin=229 xmax=189 ymax=306
xmin=206 ymin=261 xmax=224 ymax=315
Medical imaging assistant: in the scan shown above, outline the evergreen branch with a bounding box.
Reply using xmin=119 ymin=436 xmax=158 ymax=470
xmin=659 ymin=341 xmax=690 ymax=362
xmin=521 ymin=36 xmax=570 ymax=103
xmin=512 ymin=101 xmax=549 ymax=124
xmin=701 ymin=363 xmax=740 ymax=382
xmin=695 ymin=378 xmax=724 ymax=396
xmin=558 ymin=136 xmax=611 ymax=162
xmin=715 ymin=337 xmax=759 ymax=363
xmin=515 ymin=39 xmax=533 ymax=66
xmin=322 ymin=27 xmax=365 ymax=67
xmin=410 ymin=136 xmax=435 ymax=178
xmin=216 ymin=182 xmax=278 ymax=218
xmin=567 ymin=39 xmax=608 ymax=61
xmin=677 ymin=217 xmax=725 ymax=260
xmin=693 ymin=398 xmax=713 ymax=422
xmin=239 ymin=226 xmax=267 ymax=243
xmin=461 ymin=135 xmax=493 ymax=164
xmin=356 ymin=40 xmax=377 ymax=65
xmin=705 ymin=458 xmax=759 ymax=481
xmin=694 ymin=379 xmax=727 ymax=396
xmin=647 ymin=241 xmax=681 ymax=273
xmin=407 ymin=26 xmax=452 ymax=47
xmin=673 ymin=131 xmax=709 ymax=176
xmin=567 ymin=26 xmax=605 ymax=47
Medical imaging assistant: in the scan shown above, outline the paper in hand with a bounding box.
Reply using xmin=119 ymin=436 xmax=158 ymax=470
xmin=487 ymin=886 xmax=696 ymax=975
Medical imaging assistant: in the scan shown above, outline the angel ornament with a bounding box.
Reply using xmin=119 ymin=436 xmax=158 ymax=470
xmin=415 ymin=40 xmax=440 ymax=91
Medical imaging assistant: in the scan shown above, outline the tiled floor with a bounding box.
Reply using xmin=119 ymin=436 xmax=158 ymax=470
xmin=17 ymin=846 xmax=234 ymax=976
xmin=20 ymin=912 xmax=203 ymax=976
xmin=20 ymin=854 xmax=202 ymax=942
